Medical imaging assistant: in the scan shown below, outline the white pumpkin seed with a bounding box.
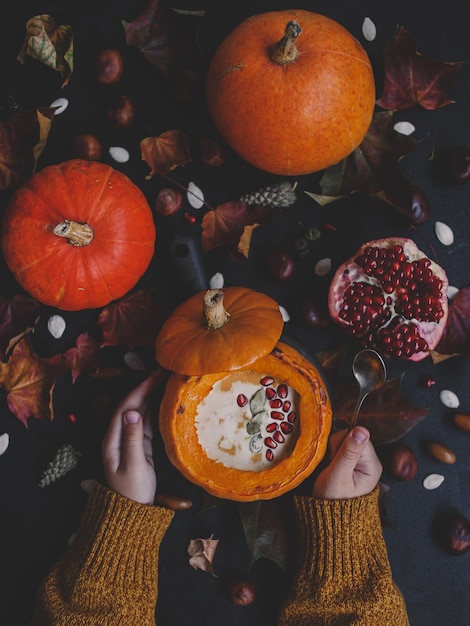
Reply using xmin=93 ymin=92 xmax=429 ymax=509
xmin=315 ymin=257 xmax=332 ymax=276
xmin=80 ymin=479 xmax=95 ymax=494
xmin=435 ymin=221 xmax=454 ymax=246
xmin=423 ymin=473 xmax=445 ymax=490
xmin=447 ymin=285 xmax=459 ymax=301
xmin=187 ymin=181 xmax=204 ymax=209
xmin=47 ymin=314 xmax=66 ymax=339
xmin=109 ymin=146 xmax=130 ymax=163
xmin=0 ymin=433 xmax=10 ymax=456
xmin=393 ymin=121 xmax=416 ymax=136
xmin=50 ymin=97 xmax=69 ymax=115
xmin=124 ymin=351 xmax=146 ymax=371
xmin=362 ymin=17 xmax=377 ymax=41
xmin=279 ymin=305 xmax=290 ymax=322
xmin=439 ymin=389 xmax=460 ymax=408
xmin=209 ymin=272 xmax=224 ymax=289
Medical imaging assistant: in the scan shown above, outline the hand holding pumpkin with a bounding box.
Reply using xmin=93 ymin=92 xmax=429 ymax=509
xmin=102 ymin=374 xmax=161 ymax=505
xmin=312 ymin=427 xmax=382 ymax=499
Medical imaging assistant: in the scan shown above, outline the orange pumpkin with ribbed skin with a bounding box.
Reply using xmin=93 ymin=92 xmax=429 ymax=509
xmin=155 ymin=287 xmax=284 ymax=375
xmin=1 ymin=160 xmax=156 ymax=310
xmin=206 ymin=10 xmax=375 ymax=175
xmin=159 ymin=341 xmax=332 ymax=501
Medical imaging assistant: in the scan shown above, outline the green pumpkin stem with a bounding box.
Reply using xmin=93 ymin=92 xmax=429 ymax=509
xmin=270 ymin=20 xmax=302 ymax=65
xmin=53 ymin=220 xmax=94 ymax=247
xmin=203 ymin=289 xmax=231 ymax=330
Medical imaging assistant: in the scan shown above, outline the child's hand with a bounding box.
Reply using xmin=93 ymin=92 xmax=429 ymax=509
xmin=312 ymin=427 xmax=382 ymax=499
xmin=102 ymin=373 xmax=161 ymax=505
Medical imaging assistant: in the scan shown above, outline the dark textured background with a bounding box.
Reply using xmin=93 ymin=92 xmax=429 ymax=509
xmin=0 ymin=1 xmax=469 ymax=624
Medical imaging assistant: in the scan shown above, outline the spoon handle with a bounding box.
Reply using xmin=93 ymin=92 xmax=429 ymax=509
xmin=349 ymin=393 xmax=367 ymax=430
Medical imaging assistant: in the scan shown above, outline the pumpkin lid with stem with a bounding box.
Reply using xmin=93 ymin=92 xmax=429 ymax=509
xmin=155 ymin=287 xmax=284 ymax=375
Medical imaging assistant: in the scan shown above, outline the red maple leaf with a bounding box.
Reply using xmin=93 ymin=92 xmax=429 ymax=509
xmin=434 ymin=287 xmax=470 ymax=357
xmin=64 ymin=332 xmax=101 ymax=383
xmin=0 ymin=294 xmax=40 ymax=360
xmin=0 ymin=336 xmax=67 ymax=426
xmin=377 ymin=27 xmax=463 ymax=111
xmin=201 ymin=200 xmax=271 ymax=259
xmin=141 ymin=129 xmax=191 ymax=176
xmin=98 ymin=289 xmax=167 ymax=348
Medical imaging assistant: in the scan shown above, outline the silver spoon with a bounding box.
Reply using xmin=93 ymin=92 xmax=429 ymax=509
xmin=349 ymin=349 xmax=386 ymax=430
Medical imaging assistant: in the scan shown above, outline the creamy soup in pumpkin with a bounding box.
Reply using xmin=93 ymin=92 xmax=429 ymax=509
xmin=195 ymin=370 xmax=300 ymax=471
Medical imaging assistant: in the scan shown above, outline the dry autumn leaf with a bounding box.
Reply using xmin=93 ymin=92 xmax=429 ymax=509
xmin=237 ymin=500 xmax=288 ymax=569
xmin=0 ymin=336 xmax=67 ymax=427
xmin=0 ymin=108 xmax=55 ymax=191
xmin=377 ymin=27 xmax=463 ymax=111
xmin=141 ymin=130 xmax=191 ymax=176
xmin=0 ymin=294 xmax=40 ymax=360
xmin=17 ymin=15 xmax=74 ymax=86
xmin=187 ymin=535 xmax=219 ymax=575
xmin=97 ymin=289 xmax=167 ymax=348
xmin=434 ymin=286 xmax=470 ymax=358
xmin=63 ymin=332 xmax=101 ymax=383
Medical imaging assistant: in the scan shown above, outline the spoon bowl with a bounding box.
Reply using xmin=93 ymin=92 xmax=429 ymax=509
xmin=350 ymin=349 xmax=386 ymax=430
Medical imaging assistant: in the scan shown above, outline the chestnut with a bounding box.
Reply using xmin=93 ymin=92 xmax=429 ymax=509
xmin=443 ymin=146 xmax=470 ymax=184
xmin=381 ymin=442 xmax=418 ymax=481
xmin=154 ymin=188 xmax=183 ymax=217
xmin=298 ymin=299 xmax=329 ymax=329
xmin=106 ymin=95 xmax=135 ymax=128
xmin=96 ymin=48 xmax=124 ymax=86
xmin=439 ymin=513 xmax=470 ymax=555
xmin=72 ymin=134 xmax=102 ymax=161
xmin=227 ymin=579 xmax=256 ymax=606
xmin=266 ymin=247 xmax=295 ymax=282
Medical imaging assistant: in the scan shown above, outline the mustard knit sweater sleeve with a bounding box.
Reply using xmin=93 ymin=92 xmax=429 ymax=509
xmin=277 ymin=488 xmax=409 ymax=626
xmin=30 ymin=482 xmax=174 ymax=626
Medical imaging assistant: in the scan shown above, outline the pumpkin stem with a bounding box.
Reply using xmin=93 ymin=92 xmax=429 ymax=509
xmin=203 ymin=289 xmax=231 ymax=330
xmin=270 ymin=20 xmax=302 ymax=65
xmin=53 ymin=220 xmax=94 ymax=247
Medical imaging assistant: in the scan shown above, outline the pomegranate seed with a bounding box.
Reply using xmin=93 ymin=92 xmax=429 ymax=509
xmin=280 ymin=422 xmax=294 ymax=434
xmin=287 ymin=411 xmax=297 ymax=423
xmin=264 ymin=437 xmax=277 ymax=449
xmin=270 ymin=399 xmax=282 ymax=409
xmin=237 ymin=394 xmax=248 ymax=407
xmin=273 ymin=431 xmax=285 ymax=444
xmin=266 ymin=449 xmax=274 ymax=462
xmin=283 ymin=400 xmax=291 ymax=412
xmin=184 ymin=212 xmax=196 ymax=223
xmin=271 ymin=411 xmax=284 ymax=420
xmin=420 ymin=376 xmax=436 ymax=388
xmin=260 ymin=376 xmax=274 ymax=386
xmin=323 ymin=222 xmax=336 ymax=231
xmin=266 ymin=423 xmax=278 ymax=433
xmin=68 ymin=413 xmax=77 ymax=424
xmin=277 ymin=384 xmax=288 ymax=398
xmin=265 ymin=387 xmax=276 ymax=400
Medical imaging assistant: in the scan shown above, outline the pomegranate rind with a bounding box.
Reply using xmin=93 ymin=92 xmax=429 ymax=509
xmin=328 ymin=237 xmax=448 ymax=361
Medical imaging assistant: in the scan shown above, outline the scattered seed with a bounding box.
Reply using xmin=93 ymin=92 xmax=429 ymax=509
xmin=80 ymin=479 xmax=95 ymax=493
xmin=426 ymin=442 xmax=456 ymax=464
xmin=280 ymin=422 xmax=294 ymax=434
xmin=249 ymin=433 xmax=263 ymax=453
xmin=393 ymin=121 xmax=416 ymax=136
xmin=184 ymin=211 xmax=196 ymax=223
xmin=283 ymin=400 xmax=291 ymax=412
xmin=439 ymin=389 xmax=460 ymax=408
xmin=266 ymin=449 xmax=274 ymax=462
xmin=362 ymin=16 xmax=376 ymax=41
xmin=423 ymin=473 xmax=445 ymax=490
xmin=279 ymin=305 xmax=290 ymax=322
xmin=237 ymin=394 xmax=248 ymax=407
xmin=124 ymin=351 xmax=146 ymax=371
xmin=315 ymin=257 xmax=332 ymax=276
xmin=67 ymin=413 xmax=77 ymax=424
xmin=266 ymin=423 xmax=277 ymax=433
xmin=454 ymin=413 xmax=470 ymax=432
xmin=277 ymin=384 xmax=288 ymax=399
xmin=447 ymin=285 xmax=459 ymax=301
xmin=265 ymin=387 xmax=276 ymax=400
xmin=0 ymin=433 xmax=10 ymax=456
xmin=287 ymin=411 xmax=297 ymax=423
xmin=109 ymin=146 xmax=130 ymax=163
xmin=420 ymin=376 xmax=436 ymax=388
xmin=47 ymin=314 xmax=66 ymax=339
xmin=187 ymin=181 xmax=204 ymax=209
xmin=209 ymin=272 xmax=224 ymax=289
xmin=50 ymin=97 xmax=69 ymax=115
xmin=270 ymin=399 xmax=282 ymax=409
xmin=273 ymin=431 xmax=285 ymax=444
xmin=271 ymin=411 xmax=284 ymax=420
xmin=260 ymin=376 xmax=274 ymax=386
xmin=435 ymin=221 xmax=454 ymax=246
xmin=264 ymin=436 xmax=277 ymax=449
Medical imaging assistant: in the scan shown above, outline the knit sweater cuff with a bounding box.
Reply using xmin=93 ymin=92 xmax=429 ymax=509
xmin=292 ymin=487 xmax=390 ymax=585
xmin=65 ymin=482 xmax=174 ymax=591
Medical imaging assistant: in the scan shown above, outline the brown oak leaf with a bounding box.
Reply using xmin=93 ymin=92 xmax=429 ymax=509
xmin=0 ymin=108 xmax=54 ymax=191
xmin=201 ymin=200 xmax=271 ymax=259
xmin=187 ymin=535 xmax=219 ymax=576
xmin=377 ymin=27 xmax=463 ymax=111
xmin=63 ymin=333 xmax=101 ymax=383
xmin=123 ymin=0 xmax=203 ymax=79
xmin=141 ymin=130 xmax=191 ymax=176
xmin=97 ymin=289 xmax=167 ymax=348
xmin=332 ymin=376 xmax=428 ymax=445
xmin=434 ymin=286 xmax=470 ymax=358
xmin=17 ymin=15 xmax=74 ymax=86
xmin=0 ymin=336 xmax=67 ymax=427
xmin=237 ymin=500 xmax=288 ymax=570
xmin=0 ymin=294 xmax=40 ymax=360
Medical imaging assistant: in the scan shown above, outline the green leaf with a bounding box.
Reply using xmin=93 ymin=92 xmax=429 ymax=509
xmin=237 ymin=500 xmax=288 ymax=570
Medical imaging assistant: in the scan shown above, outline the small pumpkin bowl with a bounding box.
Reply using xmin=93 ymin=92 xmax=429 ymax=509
xmin=159 ymin=341 xmax=332 ymax=502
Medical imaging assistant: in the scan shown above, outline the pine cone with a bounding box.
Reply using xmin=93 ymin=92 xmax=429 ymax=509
xmin=240 ymin=181 xmax=297 ymax=209
xmin=38 ymin=443 xmax=81 ymax=487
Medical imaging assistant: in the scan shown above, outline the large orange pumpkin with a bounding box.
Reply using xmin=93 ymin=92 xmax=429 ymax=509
xmin=1 ymin=160 xmax=156 ymax=310
xmin=206 ymin=9 xmax=375 ymax=175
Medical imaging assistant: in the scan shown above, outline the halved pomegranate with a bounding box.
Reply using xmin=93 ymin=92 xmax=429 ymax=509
xmin=328 ymin=238 xmax=449 ymax=361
